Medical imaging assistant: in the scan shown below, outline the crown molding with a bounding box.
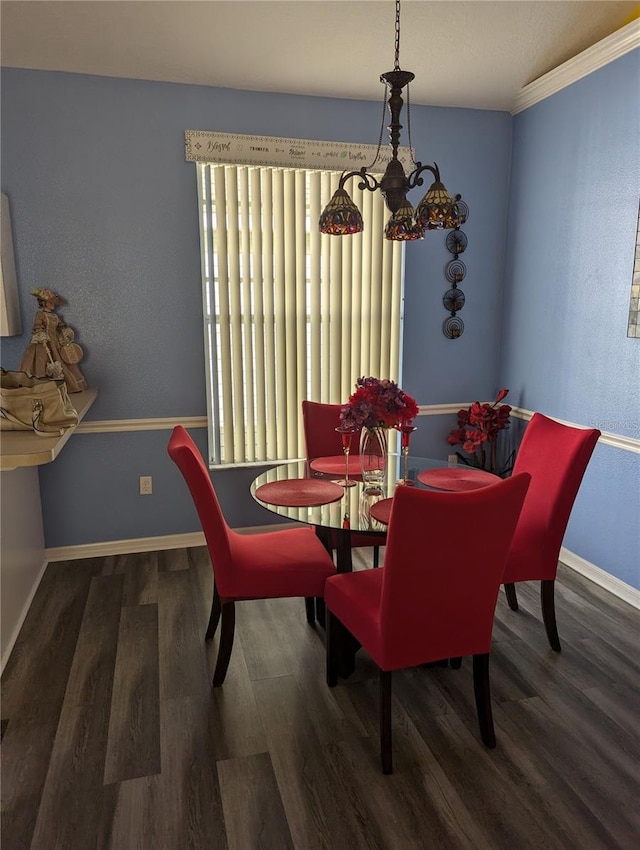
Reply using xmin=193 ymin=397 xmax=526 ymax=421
xmin=512 ymin=18 xmax=640 ymax=115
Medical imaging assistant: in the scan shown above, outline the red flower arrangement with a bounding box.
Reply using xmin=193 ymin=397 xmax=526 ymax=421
xmin=447 ymin=388 xmax=514 ymax=475
xmin=340 ymin=376 xmax=419 ymax=431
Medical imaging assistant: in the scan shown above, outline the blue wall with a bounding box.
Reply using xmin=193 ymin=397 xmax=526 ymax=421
xmin=2 ymin=57 xmax=637 ymax=591
xmin=0 ymin=70 xmax=511 ymax=546
xmin=500 ymin=50 xmax=640 ymax=589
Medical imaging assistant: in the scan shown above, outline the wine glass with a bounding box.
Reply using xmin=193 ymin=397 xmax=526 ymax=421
xmin=335 ymin=426 xmax=357 ymax=487
xmin=395 ymin=423 xmax=417 ymax=486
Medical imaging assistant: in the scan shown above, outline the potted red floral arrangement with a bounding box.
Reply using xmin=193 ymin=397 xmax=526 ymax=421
xmin=341 ymin=377 xmax=419 ymax=487
xmin=447 ymin=388 xmax=514 ymax=476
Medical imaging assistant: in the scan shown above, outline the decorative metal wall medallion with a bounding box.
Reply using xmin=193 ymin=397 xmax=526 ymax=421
xmin=443 ymin=288 xmax=465 ymax=312
xmin=446 ymin=229 xmax=467 ymax=256
xmin=445 ymin=259 xmax=466 ymax=283
xmin=443 ymin=315 xmax=464 ymax=339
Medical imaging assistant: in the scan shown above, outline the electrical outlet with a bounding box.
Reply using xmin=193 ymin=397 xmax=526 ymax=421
xmin=447 ymin=454 xmax=458 ymax=466
xmin=139 ymin=475 xmax=153 ymax=495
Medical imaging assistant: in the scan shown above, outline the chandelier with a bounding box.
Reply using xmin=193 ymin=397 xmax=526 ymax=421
xmin=319 ymin=0 xmax=461 ymax=242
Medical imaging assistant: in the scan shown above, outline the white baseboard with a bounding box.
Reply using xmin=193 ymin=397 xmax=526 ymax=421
xmin=45 ymin=531 xmax=639 ymax=610
xmin=559 ymin=547 xmax=640 ymax=610
xmin=44 ymin=524 xmax=298 ymax=562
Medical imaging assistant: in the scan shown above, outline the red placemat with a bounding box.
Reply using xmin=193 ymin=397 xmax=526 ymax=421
xmin=310 ymin=455 xmax=350 ymax=475
xmin=254 ymin=478 xmax=344 ymax=507
xmin=417 ymin=467 xmax=500 ymax=491
xmin=369 ymin=498 xmax=393 ymax=525
xmin=310 ymin=454 xmax=379 ymax=475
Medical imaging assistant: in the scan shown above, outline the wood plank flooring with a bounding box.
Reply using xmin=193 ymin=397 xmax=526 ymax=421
xmin=2 ymin=545 xmax=639 ymax=849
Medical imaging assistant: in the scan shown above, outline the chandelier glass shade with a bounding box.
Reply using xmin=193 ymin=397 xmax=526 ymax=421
xmin=384 ymin=201 xmax=423 ymax=241
xmin=319 ymin=0 xmax=461 ymax=242
xmin=318 ymin=188 xmax=364 ymax=235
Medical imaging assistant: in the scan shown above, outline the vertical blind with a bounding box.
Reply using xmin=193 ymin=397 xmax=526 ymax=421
xmin=197 ymin=162 xmax=404 ymax=465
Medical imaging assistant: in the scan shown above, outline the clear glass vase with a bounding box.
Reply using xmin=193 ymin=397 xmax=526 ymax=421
xmin=359 ymin=426 xmax=388 ymax=492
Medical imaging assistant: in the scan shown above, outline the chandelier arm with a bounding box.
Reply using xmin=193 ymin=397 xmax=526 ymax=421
xmin=338 ymin=169 xmax=381 ymax=193
xmin=406 ymin=162 xmax=441 ymax=190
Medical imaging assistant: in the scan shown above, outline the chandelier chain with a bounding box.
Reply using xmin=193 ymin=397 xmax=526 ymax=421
xmin=394 ymin=0 xmax=401 ymax=70
xmin=366 ymin=84 xmax=390 ymax=172
xmin=406 ymin=83 xmax=416 ymax=167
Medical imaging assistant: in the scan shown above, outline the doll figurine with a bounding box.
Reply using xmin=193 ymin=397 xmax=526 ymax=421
xmin=19 ymin=288 xmax=88 ymax=393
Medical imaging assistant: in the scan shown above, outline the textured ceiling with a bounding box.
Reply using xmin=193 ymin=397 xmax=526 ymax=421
xmin=1 ymin=0 xmax=638 ymax=111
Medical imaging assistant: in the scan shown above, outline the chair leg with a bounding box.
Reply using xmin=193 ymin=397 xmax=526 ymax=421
xmin=472 ymin=653 xmax=496 ymax=748
xmin=212 ymin=601 xmax=236 ymax=687
xmin=305 ymin=597 xmax=316 ymax=624
xmin=541 ymin=580 xmax=561 ymax=652
xmin=205 ymin=583 xmax=222 ymax=640
xmin=373 ymin=546 xmax=380 ymax=568
xmin=315 ymin=597 xmax=326 ymax=628
xmin=380 ymin=670 xmax=393 ymax=774
xmin=326 ymin=612 xmax=339 ymax=687
xmin=450 ymin=656 xmax=462 ymax=669
xmin=504 ymin=582 xmax=519 ymax=611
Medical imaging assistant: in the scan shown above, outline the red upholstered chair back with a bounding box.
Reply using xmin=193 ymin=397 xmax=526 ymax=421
xmin=502 ymin=413 xmax=600 ymax=584
xmin=302 ymin=400 xmax=361 ymax=459
xmin=168 ymin=426 xmax=235 ymax=596
xmin=379 ymin=474 xmax=531 ymax=668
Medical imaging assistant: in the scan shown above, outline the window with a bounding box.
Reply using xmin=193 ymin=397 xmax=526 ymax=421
xmin=197 ymin=162 xmax=405 ymax=466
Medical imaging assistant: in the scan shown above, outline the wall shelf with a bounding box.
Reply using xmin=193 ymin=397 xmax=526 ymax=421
xmin=1 ymin=388 xmax=98 ymax=470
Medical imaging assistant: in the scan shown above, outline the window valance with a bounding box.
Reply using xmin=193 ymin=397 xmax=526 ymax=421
xmin=184 ymin=130 xmax=413 ymax=175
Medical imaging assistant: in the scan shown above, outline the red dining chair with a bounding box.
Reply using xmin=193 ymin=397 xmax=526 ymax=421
xmin=325 ymin=473 xmax=531 ymax=774
xmin=168 ymin=426 xmax=336 ymax=686
xmin=302 ymin=400 xmax=382 ymax=569
xmin=502 ymin=412 xmax=600 ymax=651
xmin=325 ymin=473 xmax=530 ymax=773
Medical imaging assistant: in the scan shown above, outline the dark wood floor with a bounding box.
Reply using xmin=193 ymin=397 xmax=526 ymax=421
xmin=2 ymin=544 xmax=639 ymax=850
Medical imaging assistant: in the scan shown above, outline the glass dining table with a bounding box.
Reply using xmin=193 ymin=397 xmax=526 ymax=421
xmin=250 ymin=453 xmax=455 ymax=573
xmin=251 ymin=454 xmax=499 ymax=677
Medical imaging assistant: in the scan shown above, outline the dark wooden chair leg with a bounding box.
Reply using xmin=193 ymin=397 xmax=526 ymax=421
xmin=338 ymin=628 xmax=360 ymax=679
xmin=450 ymin=656 xmax=462 ymax=669
xmin=373 ymin=546 xmax=380 ymax=568
xmin=380 ymin=669 xmax=393 ymax=774
xmin=541 ymin=579 xmax=561 ymax=652
xmin=205 ymin=583 xmax=222 ymax=640
xmin=305 ymin=597 xmax=316 ymax=624
xmin=326 ymin=612 xmax=339 ymax=687
xmin=315 ymin=597 xmax=326 ymax=628
xmin=504 ymin=582 xmax=519 ymax=611
xmin=472 ymin=653 xmax=496 ymax=748
xmin=212 ymin=601 xmax=236 ymax=687
xmin=326 ymin=611 xmax=358 ymax=680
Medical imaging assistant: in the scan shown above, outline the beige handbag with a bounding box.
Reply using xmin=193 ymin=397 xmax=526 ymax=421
xmin=0 ymin=368 xmax=78 ymax=435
